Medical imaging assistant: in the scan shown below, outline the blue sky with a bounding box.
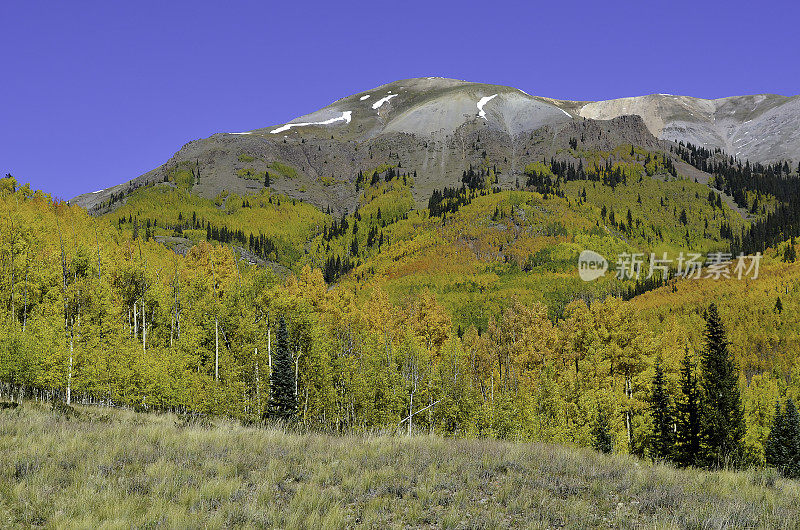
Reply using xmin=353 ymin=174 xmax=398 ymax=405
xmin=1 ymin=0 xmax=798 ymax=199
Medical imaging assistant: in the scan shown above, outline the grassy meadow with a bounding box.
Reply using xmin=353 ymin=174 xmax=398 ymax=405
xmin=1 ymin=402 xmax=799 ymax=529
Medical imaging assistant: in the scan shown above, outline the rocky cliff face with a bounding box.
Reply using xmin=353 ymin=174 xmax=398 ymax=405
xmin=580 ymin=93 xmax=800 ymax=163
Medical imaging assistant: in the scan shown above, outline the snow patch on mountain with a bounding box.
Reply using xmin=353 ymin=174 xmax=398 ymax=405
xmin=372 ymin=94 xmax=398 ymax=110
xmin=360 ymin=95 xmax=370 ymax=101
xmin=477 ymin=94 xmax=498 ymax=120
xmin=270 ymin=111 xmax=352 ymax=134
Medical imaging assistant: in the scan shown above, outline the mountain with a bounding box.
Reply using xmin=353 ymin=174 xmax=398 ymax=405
xmin=69 ymin=79 xmax=800 ymax=215
xmin=580 ymin=93 xmax=800 ymax=163
xmin=75 ymin=77 xmax=800 ymax=214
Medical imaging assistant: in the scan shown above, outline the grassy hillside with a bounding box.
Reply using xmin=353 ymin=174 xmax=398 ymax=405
xmin=103 ymin=184 xmax=328 ymax=268
xmin=2 ymin=402 xmax=799 ymax=529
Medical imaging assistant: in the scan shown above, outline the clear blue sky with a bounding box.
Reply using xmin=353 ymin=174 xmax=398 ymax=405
xmin=2 ymin=0 xmax=798 ymax=199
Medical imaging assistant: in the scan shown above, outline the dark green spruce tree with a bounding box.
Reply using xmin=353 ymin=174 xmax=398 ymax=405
xmin=765 ymin=401 xmax=789 ymax=473
xmin=765 ymin=399 xmax=800 ymax=478
xmin=698 ymin=304 xmax=745 ymax=467
xmin=675 ymin=348 xmax=701 ymax=467
xmin=267 ymin=317 xmax=297 ymax=420
xmin=786 ymin=400 xmax=800 ymax=478
xmin=649 ymin=354 xmax=674 ymax=460
xmin=591 ymin=409 xmax=613 ymax=454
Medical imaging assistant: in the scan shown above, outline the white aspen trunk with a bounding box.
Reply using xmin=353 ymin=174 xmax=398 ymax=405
xmin=133 ymin=302 xmax=137 ymax=340
xmin=255 ymin=349 xmax=260 ymax=412
xmin=626 ymin=410 xmax=631 ymax=446
xmin=67 ymin=322 xmax=73 ymax=405
xmin=10 ymin=249 xmax=15 ymax=324
xmin=268 ymin=328 xmax=272 ymax=372
xmin=22 ymin=253 xmax=28 ymax=332
xmin=173 ymin=265 xmax=180 ymax=343
xmin=215 ymin=316 xmax=219 ymax=381
xmin=96 ymin=229 xmax=101 ymax=280
xmin=408 ymin=382 xmax=415 ymax=436
xmin=625 ymin=378 xmax=632 ymax=447
xmin=142 ymin=302 xmax=146 ymax=353
xmin=295 ymin=347 xmax=301 ymax=398
xmin=429 ymin=396 xmax=434 ymax=435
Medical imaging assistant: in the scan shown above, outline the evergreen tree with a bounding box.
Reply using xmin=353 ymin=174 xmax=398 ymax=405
xmin=649 ymin=354 xmax=674 ymax=460
xmin=698 ymin=304 xmax=745 ymax=467
xmin=765 ymin=399 xmax=800 ymax=478
xmin=783 ymin=241 xmax=797 ymax=263
xmin=675 ymin=348 xmax=701 ymax=467
xmin=591 ymin=409 xmax=613 ymax=454
xmin=765 ymin=401 xmax=788 ymax=473
xmin=788 ymin=400 xmax=800 ymax=478
xmin=267 ymin=317 xmax=296 ymax=420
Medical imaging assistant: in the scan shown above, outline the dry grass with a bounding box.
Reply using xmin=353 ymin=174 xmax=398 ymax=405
xmin=1 ymin=402 xmax=799 ymax=529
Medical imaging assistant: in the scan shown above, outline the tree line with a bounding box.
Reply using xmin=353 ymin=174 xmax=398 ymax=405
xmin=672 ymin=142 xmax=800 ymax=256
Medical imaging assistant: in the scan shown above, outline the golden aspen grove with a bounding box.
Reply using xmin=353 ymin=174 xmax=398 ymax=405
xmin=2 ymin=145 xmax=799 ymax=470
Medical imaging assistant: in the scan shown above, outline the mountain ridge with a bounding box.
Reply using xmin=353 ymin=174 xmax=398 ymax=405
xmin=70 ymin=78 xmax=799 ymax=214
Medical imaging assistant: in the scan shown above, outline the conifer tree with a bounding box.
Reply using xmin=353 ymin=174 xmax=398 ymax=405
xmin=783 ymin=242 xmax=797 ymax=263
xmin=675 ymin=348 xmax=701 ymax=467
xmin=649 ymin=354 xmax=674 ymax=460
xmin=267 ymin=317 xmax=296 ymax=420
xmin=765 ymin=401 xmax=788 ymax=473
xmin=591 ymin=409 xmax=613 ymax=454
xmin=765 ymin=399 xmax=800 ymax=478
xmin=787 ymin=400 xmax=800 ymax=478
xmin=699 ymin=304 xmax=745 ymax=467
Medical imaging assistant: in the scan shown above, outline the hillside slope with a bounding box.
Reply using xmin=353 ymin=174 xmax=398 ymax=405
xmin=2 ymin=402 xmax=799 ymax=529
